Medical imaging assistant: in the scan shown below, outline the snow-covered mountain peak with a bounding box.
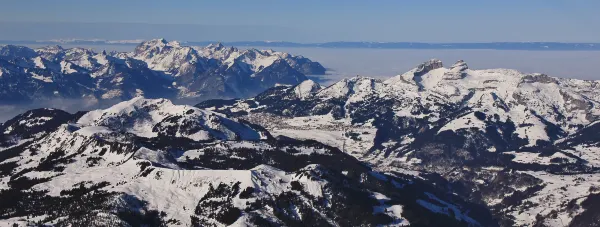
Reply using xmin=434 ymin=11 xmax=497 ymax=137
xmin=133 ymin=38 xmax=178 ymax=56
xmin=77 ymin=97 xmax=173 ymax=124
xmin=414 ymin=58 xmax=444 ymax=76
xmin=131 ymin=38 xmax=200 ymax=74
xmin=442 ymin=60 xmax=469 ymax=80
xmin=76 ymin=97 xmax=264 ymax=141
xmin=293 ymin=79 xmax=321 ymax=99
xmin=206 ymin=42 xmax=225 ymax=50
xmin=317 ymin=76 xmax=382 ymax=100
xmin=384 ymin=59 xmax=446 ymax=89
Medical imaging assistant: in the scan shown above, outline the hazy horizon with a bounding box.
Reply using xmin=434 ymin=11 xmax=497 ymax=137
xmin=2 ymin=0 xmax=600 ymax=121
xmin=4 ymin=36 xmax=600 ymax=44
xmin=2 ymin=1 xmax=600 ymax=42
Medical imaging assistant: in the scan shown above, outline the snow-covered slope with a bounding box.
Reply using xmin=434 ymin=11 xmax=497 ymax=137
xmin=0 ymin=98 xmax=490 ymax=227
xmin=198 ymin=59 xmax=600 ymax=227
xmin=76 ymin=97 xmax=266 ymax=141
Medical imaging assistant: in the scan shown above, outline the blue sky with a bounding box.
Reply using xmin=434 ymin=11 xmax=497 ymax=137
xmin=1 ymin=0 xmax=599 ymax=42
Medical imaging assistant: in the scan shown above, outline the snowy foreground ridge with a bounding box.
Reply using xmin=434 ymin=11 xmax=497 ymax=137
xmin=2 ymin=59 xmax=600 ymax=226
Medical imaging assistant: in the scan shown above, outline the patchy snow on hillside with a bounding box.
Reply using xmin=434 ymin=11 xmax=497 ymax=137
xmin=371 ymin=192 xmax=410 ymax=226
xmin=505 ymin=151 xmax=577 ymax=165
xmin=508 ymin=171 xmax=600 ymax=227
xmin=30 ymin=73 xmax=54 ymax=83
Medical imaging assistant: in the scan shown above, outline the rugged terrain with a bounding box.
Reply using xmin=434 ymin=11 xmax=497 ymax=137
xmin=3 ymin=58 xmax=600 ymax=226
xmin=198 ymin=59 xmax=600 ymax=226
xmin=0 ymin=97 xmax=489 ymax=226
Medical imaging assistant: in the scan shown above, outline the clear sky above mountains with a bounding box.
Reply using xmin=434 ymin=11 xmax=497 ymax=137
xmin=1 ymin=0 xmax=599 ymax=42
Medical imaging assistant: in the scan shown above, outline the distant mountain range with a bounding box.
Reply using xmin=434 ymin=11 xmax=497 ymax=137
xmin=0 ymin=39 xmax=326 ymax=105
xmin=3 ymin=39 xmax=600 ymax=50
